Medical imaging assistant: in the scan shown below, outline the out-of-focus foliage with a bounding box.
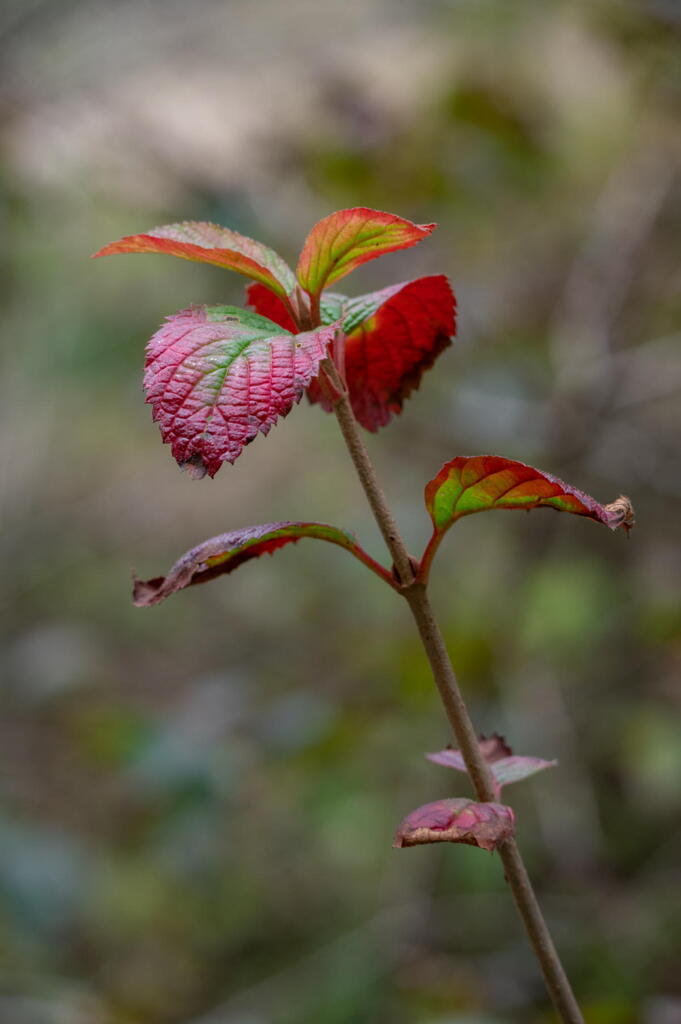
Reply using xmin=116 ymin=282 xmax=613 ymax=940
xmin=0 ymin=1 xmax=679 ymax=1022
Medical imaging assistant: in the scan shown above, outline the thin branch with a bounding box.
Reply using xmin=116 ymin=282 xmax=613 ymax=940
xmin=324 ymin=341 xmax=585 ymax=1024
xmin=321 ymin=356 xmax=415 ymax=587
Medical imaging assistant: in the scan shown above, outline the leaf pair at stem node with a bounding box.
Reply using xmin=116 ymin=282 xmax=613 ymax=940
xmin=132 ymin=457 xmax=633 ymax=607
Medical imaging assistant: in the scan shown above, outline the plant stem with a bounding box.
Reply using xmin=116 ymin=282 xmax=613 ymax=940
xmin=322 ymin=355 xmax=585 ymax=1024
xmin=404 ymin=585 xmax=584 ymax=1024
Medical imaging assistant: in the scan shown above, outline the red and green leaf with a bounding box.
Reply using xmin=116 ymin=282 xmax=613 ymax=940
xmin=427 ymin=734 xmax=557 ymax=801
xmin=93 ymin=221 xmax=297 ymax=306
xmin=144 ymin=305 xmax=339 ymax=477
xmin=248 ymin=275 xmax=456 ymax=431
xmin=317 ymin=275 xmax=456 ymax=430
xmin=421 ymin=455 xmax=634 ymax=578
xmin=296 ymin=207 xmax=436 ymax=299
xmin=393 ymin=798 xmax=515 ymax=851
xmin=133 ymin=521 xmax=391 ymax=607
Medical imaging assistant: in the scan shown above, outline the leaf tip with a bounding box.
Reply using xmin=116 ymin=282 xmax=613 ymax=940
xmin=131 ymin=572 xmax=165 ymax=608
xmin=604 ymin=494 xmax=635 ymax=533
xmin=180 ymin=453 xmax=210 ymax=480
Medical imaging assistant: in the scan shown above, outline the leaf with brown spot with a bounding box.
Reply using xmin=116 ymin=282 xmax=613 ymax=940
xmin=393 ymin=798 xmax=515 ymax=851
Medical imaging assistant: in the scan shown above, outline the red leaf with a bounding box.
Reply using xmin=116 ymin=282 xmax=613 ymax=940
xmin=296 ymin=207 xmax=436 ymax=299
xmin=393 ymin=798 xmax=515 ymax=851
xmin=144 ymin=305 xmax=338 ymax=477
xmin=245 ymin=283 xmax=298 ymax=332
xmin=427 ymin=735 xmax=556 ymax=800
xmin=93 ymin=221 xmax=296 ymax=305
xmin=331 ymin=276 xmax=456 ymax=430
xmin=421 ymin=455 xmax=634 ymax=578
xmin=248 ymin=276 xmax=456 ymax=431
xmin=133 ymin=521 xmax=389 ymax=607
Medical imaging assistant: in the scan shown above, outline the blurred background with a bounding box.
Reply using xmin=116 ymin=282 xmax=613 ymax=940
xmin=1 ymin=1 xmax=680 ymax=1022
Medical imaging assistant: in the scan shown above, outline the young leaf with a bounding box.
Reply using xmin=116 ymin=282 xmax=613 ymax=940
xmin=427 ymin=734 xmax=557 ymax=800
xmin=144 ymin=305 xmax=339 ymax=477
xmin=421 ymin=455 xmax=634 ymax=577
xmin=296 ymin=207 xmax=436 ymax=299
xmin=133 ymin=521 xmax=392 ymax=607
xmin=249 ymin=276 xmax=456 ymax=431
xmin=393 ymin=798 xmax=515 ymax=851
xmin=93 ymin=221 xmax=297 ymax=305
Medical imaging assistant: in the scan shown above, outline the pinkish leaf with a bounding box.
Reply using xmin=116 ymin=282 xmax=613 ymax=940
xmin=426 ymin=735 xmax=556 ymax=800
xmin=425 ymin=748 xmax=467 ymax=772
xmin=296 ymin=207 xmax=436 ymax=299
xmin=133 ymin=521 xmax=390 ymax=607
xmin=93 ymin=221 xmax=296 ymax=305
xmin=491 ymin=756 xmax=558 ymax=790
xmin=394 ymin=798 xmax=515 ymax=851
xmin=421 ymin=455 xmax=634 ymax=579
xmin=143 ymin=305 xmax=339 ymax=476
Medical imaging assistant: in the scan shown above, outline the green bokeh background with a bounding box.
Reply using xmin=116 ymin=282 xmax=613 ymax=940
xmin=1 ymin=2 xmax=680 ymax=1022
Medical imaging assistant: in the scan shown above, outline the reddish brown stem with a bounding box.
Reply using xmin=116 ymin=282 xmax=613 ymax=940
xmin=347 ymin=544 xmax=400 ymax=590
xmin=322 ymin=353 xmax=585 ymax=1024
xmin=417 ymin=528 xmax=443 ymax=583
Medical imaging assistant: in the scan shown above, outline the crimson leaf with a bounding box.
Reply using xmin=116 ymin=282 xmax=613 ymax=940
xmin=245 ymin=282 xmax=298 ymax=333
xmin=93 ymin=221 xmax=297 ymax=306
xmin=421 ymin=455 xmax=634 ymax=578
xmin=144 ymin=305 xmax=339 ymax=477
xmin=427 ymin=734 xmax=557 ymax=800
xmin=296 ymin=207 xmax=435 ymax=299
xmin=393 ymin=798 xmax=515 ymax=851
xmin=248 ymin=275 xmax=456 ymax=430
xmin=133 ymin=521 xmax=390 ymax=607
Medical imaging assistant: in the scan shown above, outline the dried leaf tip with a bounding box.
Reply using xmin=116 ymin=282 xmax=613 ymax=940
xmin=181 ymin=453 xmax=209 ymax=480
xmin=604 ymin=495 xmax=635 ymax=533
xmin=477 ymin=733 xmax=513 ymax=762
